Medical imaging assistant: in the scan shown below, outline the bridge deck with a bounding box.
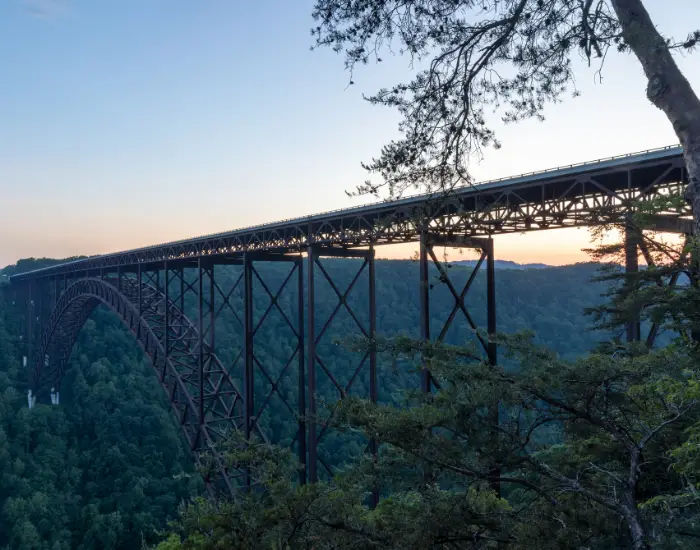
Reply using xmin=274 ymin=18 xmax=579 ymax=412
xmin=11 ymin=145 xmax=688 ymax=281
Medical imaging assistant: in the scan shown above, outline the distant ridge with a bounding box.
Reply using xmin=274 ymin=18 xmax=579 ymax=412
xmin=453 ymin=259 xmax=551 ymax=270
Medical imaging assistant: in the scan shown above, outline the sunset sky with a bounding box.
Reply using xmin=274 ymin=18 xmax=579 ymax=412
xmin=1 ymin=0 xmax=699 ymax=267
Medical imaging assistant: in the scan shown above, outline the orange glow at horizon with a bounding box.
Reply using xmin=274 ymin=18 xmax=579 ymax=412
xmin=3 ymin=226 xmax=593 ymax=267
xmin=373 ymin=227 xmax=605 ymax=265
xmin=1 ymin=215 xmax=683 ymax=269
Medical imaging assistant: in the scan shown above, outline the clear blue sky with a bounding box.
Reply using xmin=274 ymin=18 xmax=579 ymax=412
xmin=1 ymin=0 xmax=698 ymax=266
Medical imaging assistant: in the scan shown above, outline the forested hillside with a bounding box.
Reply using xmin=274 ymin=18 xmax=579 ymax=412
xmin=0 ymin=276 xmax=200 ymax=549
xmin=0 ymin=258 xmax=615 ymax=549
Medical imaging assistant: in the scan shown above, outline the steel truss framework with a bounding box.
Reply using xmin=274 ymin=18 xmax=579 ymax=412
xmin=306 ymin=245 xmax=377 ymax=482
xmin=8 ymin=145 xmax=692 ymax=496
xmin=419 ymin=234 xmax=497 ymax=391
xmin=9 ymin=146 xmax=690 ymax=281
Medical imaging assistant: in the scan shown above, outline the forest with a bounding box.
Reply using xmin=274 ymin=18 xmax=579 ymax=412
xmin=0 ymin=257 xmax=618 ymax=549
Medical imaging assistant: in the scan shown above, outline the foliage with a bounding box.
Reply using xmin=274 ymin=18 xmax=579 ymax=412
xmin=158 ymin=432 xmax=512 ymax=549
xmin=158 ymin=332 xmax=700 ymax=549
xmin=312 ymin=0 xmax=617 ymax=194
xmin=0 ymin=275 xmax=201 ymax=550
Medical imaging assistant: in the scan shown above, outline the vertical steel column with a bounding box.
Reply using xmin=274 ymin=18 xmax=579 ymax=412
xmin=242 ymin=255 xmax=254 ymax=490
xmin=369 ymin=246 xmax=377 ymax=405
xmin=243 ymin=255 xmax=254 ymax=441
xmin=117 ymin=267 xmax=122 ymax=292
xmin=36 ymin=280 xmax=42 ymax=344
xmin=197 ymin=259 xmax=205 ymax=435
xmin=40 ymin=280 xmax=48 ymax=386
xmin=625 ymin=222 xmax=641 ymax=342
xmin=197 ymin=258 xmax=204 ymax=424
xmin=297 ymin=257 xmax=307 ymax=484
xmin=368 ymin=245 xmax=378 ymax=507
xmin=26 ymin=280 xmax=33 ymax=386
xmin=485 ymin=237 xmax=500 ymax=497
xmin=137 ymin=264 xmax=143 ymax=317
xmin=164 ymin=261 xmax=169 ymax=380
xmin=486 ymin=238 xmax=497 ymax=365
xmin=179 ymin=267 xmax=185 ymax=314
xmin=419 ymin=232 xmax=431 ymax=393
xmin=37 ymin=280 xmax=43 ymax=376
xmin=307 ymin=245 xmax=318 ymax=483
xmin=209 ymin=266 xmax=215 ymax=353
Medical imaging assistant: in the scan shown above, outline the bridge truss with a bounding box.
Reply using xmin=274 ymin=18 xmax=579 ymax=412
xmin=8 ymin=145 xmax=692 ymax=495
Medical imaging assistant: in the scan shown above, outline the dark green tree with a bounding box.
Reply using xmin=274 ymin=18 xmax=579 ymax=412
xmin=0 ymin=268 xmax=201 ymax=550
xmin=156 ymin=330 xmax=700 ymax=549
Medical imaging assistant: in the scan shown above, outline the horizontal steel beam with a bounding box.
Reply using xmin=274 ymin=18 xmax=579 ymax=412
xmin=425 ymin=234 xmax=491 ymax=249
xmin=641 ymin=215 xmax=693 ymax=234
xmin=311 ymin=246 xmax=373 ymax=258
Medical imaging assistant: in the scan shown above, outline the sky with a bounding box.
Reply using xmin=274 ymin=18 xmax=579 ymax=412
xmin=0 ymin=0 xmax=699 ymax=267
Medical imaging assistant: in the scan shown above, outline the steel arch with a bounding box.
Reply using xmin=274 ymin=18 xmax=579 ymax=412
xmin=32 ymin=277 xmax=250 ymax=495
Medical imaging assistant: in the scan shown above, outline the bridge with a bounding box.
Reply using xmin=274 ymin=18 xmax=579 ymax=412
xmin=7 ymin=144 xmax=691 ymax=495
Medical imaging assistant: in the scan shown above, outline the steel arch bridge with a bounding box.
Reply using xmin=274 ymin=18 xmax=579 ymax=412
xmin=8 ymin=145 xmax=693 ymax=495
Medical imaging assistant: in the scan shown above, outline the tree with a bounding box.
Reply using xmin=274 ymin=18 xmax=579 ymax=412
xmin=339 ymin=335 xmax=700 ymax=549
xmin=311 ymin=0 xmax=700 ymax=233
xmin=156 ymin=333 xmax=700 ymax=549
xmin=0 ymin=269 xmax=201 ymax=550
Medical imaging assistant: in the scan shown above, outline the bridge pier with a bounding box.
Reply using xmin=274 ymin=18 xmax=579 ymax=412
xmin=168 ymin=253 xmax=304 ymax=484
xmin=26 ymin=280 xmax=33 ymax=380
xmin=197 ymin=258 xmax=207 ymax=450
xmin=306 ymin=245 xmax=377 ymax=484
xmin=418 ymin=232 xmax=498 ymax=492
xmin=419 ymin=231 xmax=500 ymax=494
xmin=181 ymin=253 xmax=307 ymax=484
xmin=419 ymin=233 xmax=497 ymax=373
xmin=25 ymin=277 xmax=52 ymax=392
